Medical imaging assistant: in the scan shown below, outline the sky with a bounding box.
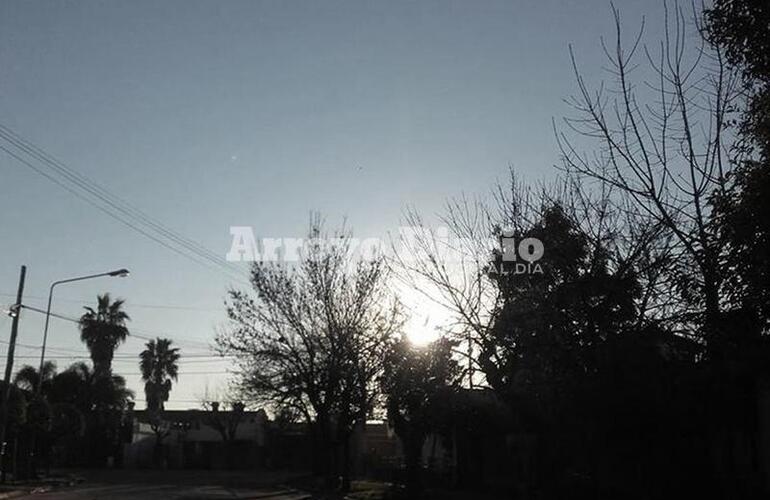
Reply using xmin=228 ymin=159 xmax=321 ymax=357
xmin=0 ymin=0 xmax=667 ymax=409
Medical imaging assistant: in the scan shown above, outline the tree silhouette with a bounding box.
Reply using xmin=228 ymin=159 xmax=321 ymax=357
xmin=557 ymin=4 xmax=743 ymax=351
xmin=483 ymin=204 xmax=639 ymax=404
xmin=9 ymin=360 xmax=134 ymax=470
xmin=13 ymin=361 xmax=56 ymax=394
xmin=707 ymin=0 xmax=770 ymax=327
xmin=706 ymin=0 xmax=770 ymax=82
xmin=139 ymin=337 xmax=180 ymax=468
xmin=79 ymin=294 xmax=130 ymax=378
xmin=202 ymin=400 xmax=246 ymax=443
xmin=59 ymin=361 xmax=133 ymax=466
xmin=382 ymin=337 xmax=460 ymax=499
xmin=139 ymin=338 xmax=180 ymax=412
xmin=219 ymin=216 xmax=402 ymax=490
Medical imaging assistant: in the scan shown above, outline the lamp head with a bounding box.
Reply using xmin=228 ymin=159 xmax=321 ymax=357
xmin=7 ymin=304 xmax=20 ymax=318
xmin=109 ymin=268 xmax=130 ymax=278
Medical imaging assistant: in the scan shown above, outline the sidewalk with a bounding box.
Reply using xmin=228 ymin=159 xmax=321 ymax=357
xmin=0 ymin=472 xmax=84 ymax=498
xmin=0 ymin=487 xmax=29 ymax=499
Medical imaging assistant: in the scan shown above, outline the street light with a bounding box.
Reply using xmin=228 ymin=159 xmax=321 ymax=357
xmin=37 ymin=268 xmax=130 ymax=394
xmin=6 ymin=304 xmax=20 ymax=318
xmin=26 ymin=268 xmax=128 ymax=478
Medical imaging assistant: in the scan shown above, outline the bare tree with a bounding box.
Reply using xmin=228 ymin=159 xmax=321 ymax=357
xmin=394 ymin=195 xmax=498 ymax=388
xmin=201 ymin=400 xmax=245 ymax=443
xmin=556 ymin=3 xmax=743 ymax=344
xmin=217 ymin=215 xmax=402 ymax=489
xmin=392 ymin=168 xmax=663 ymax=391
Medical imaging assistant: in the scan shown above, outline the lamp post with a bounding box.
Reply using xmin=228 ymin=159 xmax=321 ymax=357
xmin=37 ymin=268 xmax=129 ymax=394
xmin=28 ymin=268 xmax=129 ymax=478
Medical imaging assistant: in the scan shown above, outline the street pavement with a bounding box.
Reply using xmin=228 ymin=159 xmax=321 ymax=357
xmin=19 ymin=469 xmax=312 ymax=500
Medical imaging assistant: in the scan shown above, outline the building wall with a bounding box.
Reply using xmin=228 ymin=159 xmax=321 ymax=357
xmin=123 ymin=411 xmax=268 ymax=469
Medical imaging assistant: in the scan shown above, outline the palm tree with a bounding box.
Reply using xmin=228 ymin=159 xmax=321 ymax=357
xmin=140 ymin=338 xmax=180 ymax=412
xmin=56 ymin=361 xmax=134 ymax=466
xmin=13 ymin=360 xmax=57 ymax=393
xmin=79 ymin=294 xmax=130 ymax=378
xmin=140 ymin=338 xmax=180 ymax=467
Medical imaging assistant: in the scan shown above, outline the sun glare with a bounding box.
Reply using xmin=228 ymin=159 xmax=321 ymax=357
xmin=399 ymin=286 xmax=451 ymax=346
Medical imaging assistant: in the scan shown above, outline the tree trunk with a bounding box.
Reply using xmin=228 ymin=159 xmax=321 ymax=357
xmin=404 ymin=433 xmax=426 ymax=500
xmin=153 ymin=434 xmax=164 ymax=469
xmin=326 ymin=439 xmax=339 ymax=490
xmin=312 ymin=417 xmax=337 ymax=489
xmin=700 ymin=254 xmax=723 ymax=338
xmin=340 ymin=437 xmax=351 ymax=493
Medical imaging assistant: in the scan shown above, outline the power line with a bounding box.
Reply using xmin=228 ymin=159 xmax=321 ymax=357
xmin=0 ymin=363 xmax=234 ymax=377
xmin=4 ymin=355 xmax=232 ymax=362
xmin=0 ymin=339 xmax=45 ymax=351
xmin=19 ymin=304 xmax=214 ymax=349
xmin=0 ymin=338 xmax=90 ymax=354
xmin=0 ymin=123 xmax=250 ymax=285
xmin=2 ymin=361 xmax=236 ymax=377
xmin=132 ymin=399 xmax=207 ymax=404
xmin=0 ymin=123 xmax=244 ymax=277
xmin=0 ymin=141 xmax=230 ymax=280
xmin=0 ymin=292 xmax=221 ymax=312
xmin=112 ymin=357 xmax=232 ymax=362
xmin=1 ymin=340 xmax=223 ymax=359
xmin=20 ymin=305 xmax=76 ymax=324
xmin=0 ymin=340 xmax=117 ymax=356
xmin=119 ymin=371 xmax=232 ymax=376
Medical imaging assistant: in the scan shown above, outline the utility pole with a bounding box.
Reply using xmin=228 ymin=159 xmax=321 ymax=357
xmin=0 ymin=265 xmax=26 ymax=483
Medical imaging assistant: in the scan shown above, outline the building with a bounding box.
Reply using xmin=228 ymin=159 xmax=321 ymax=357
xmin=124 ymin=404 xmax=268 ymax=469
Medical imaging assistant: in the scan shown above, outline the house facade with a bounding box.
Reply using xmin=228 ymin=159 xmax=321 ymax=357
xmin=123 ymin=406 xmax=268 ymax=469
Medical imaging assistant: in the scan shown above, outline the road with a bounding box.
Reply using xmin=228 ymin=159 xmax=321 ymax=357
xmin=20 ymin=469 xmax=313 ymax=500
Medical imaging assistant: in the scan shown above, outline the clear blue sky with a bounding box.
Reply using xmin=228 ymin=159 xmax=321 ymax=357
xmin=0 ymin=0 xmax=665 ymax=408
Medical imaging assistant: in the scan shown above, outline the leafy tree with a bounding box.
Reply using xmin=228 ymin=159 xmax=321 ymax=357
xmin=483 ymin=202 xmax=667 ymax=495
xmin=381 ymin=337 xmax=460 ymax=499
xmin=711 ymin=161 xmax=770 ymax=326
xmin=10 ymin=361 xmax=133 ymax=469
xmin=395 ymin=169 xmax=692 ymax=495
xmin=52 ymin=361 xmax=133 ymax=466
xmin=706 ymin=0 xmax=770 ymax=83
xmin=707 ymin=0 xmax=770 ymax=328
xmin=53 ymin=361 xmax=133 ymax=411
xmin=703 ymin=8 xmax=770 ymax=496
xmin=218 ymin=217 xmax=402 ymax=490
xmin=10 ymin=363 xmax=57 ymax=464
xmin=0 ymin=382 xmax=27 ymax=431
xmin=0 ymin=380 xmax=28 ymax=480
xmin=483 ymin=204 xmax=639 ymax=406
xmin=551 ymin=4 xmax=770 ymax=496
xmin=79 ymin=294 xmax=130 ymax=378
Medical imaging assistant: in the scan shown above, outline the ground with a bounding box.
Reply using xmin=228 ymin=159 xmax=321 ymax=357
xmin=14 ymin=469 xmax=312 ymax=500
xmin=7 ymin=470 xmax=502 ymax=500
